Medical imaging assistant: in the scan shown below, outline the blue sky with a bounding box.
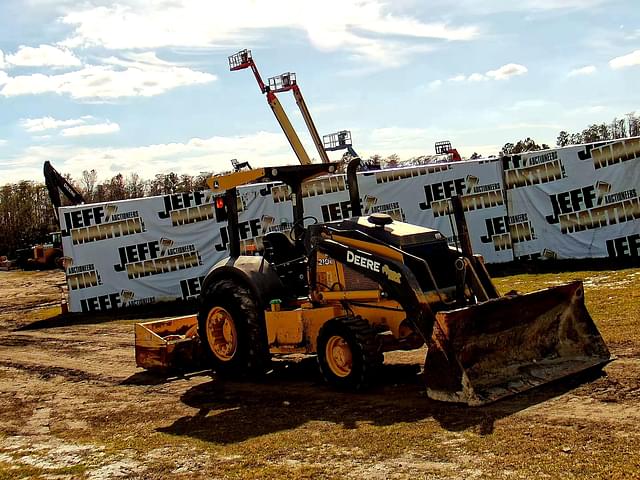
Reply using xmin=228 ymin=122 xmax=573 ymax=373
xmin=0 ymin=0 xmax=638 ymax=183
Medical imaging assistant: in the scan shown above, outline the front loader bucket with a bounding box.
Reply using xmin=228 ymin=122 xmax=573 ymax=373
xmin=425 ymin=281 xmax=611 ymax=406
xmin=134 ymin=315 xmax=203 ymax=370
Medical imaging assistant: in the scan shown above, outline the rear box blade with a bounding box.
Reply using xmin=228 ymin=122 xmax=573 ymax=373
xmin=134 ymin=315 xmax=202 ymax=370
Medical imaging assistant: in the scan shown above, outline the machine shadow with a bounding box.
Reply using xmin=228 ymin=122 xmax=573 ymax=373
xmin=487 ymin=257 xmax=638 ymax=278
xmin=16 ymin=302 xmax=197 ymax=331
xmin=156 ymin=358 xmax=606 ymax=443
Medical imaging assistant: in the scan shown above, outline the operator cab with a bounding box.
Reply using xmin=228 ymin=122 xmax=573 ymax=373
xmin=262 ymin=230 xmax=309 ymax=298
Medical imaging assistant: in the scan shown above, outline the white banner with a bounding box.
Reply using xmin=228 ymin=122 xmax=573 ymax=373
xmin=61 ymin=139 xmax=639 ymax=312
xmin=505 ymin=137 xmax=640 ymax=260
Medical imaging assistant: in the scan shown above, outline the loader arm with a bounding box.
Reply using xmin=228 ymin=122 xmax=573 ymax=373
xmin=314 ymin=238 xmax=436 ymax=343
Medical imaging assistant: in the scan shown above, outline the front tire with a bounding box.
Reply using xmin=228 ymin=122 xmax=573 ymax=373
xmin=317 ymin=316 xmax=382 ymax=391
xmin=198 ymin=279 xmax=270 ymax=377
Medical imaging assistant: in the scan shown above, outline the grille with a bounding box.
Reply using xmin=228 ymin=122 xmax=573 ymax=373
xmin=342 ymin=265 xmax=379 ymax=290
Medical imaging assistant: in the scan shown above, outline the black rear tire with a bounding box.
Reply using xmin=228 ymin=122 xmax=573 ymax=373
xmin=317 ymin=316 xmax=382 ymax=391
xmin=198 ymin=279 xmax=270 ymax=377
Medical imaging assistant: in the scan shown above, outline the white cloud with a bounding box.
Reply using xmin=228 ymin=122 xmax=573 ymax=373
xmin=467 ymin=72 xmax=487 ymax=82
xmin=510 ymin=0 xmax=608 ymax=10
xmin=61 ymin=122 xmax=120 ymax=137
xmin=609 ymin=50 xmax=640 ymax=69
xmin=568 ymin=65 xmax=597 ymax=77
xmin=365 ymin=126 xmax=445 ymax=158
xmin=0 ymin=139 xmax=6 ymax=146
xmin=21 ymin=116 xmax=119 ymax=137
xmin=427 ymin=79 xmax=442 ymax=90
xmin=457 ymin=144 xmax=501 ymax=158
xmin=1 ymin=57 xmax=216 ymax=100
xmin=432 ymin=0 xmax=609 ymax=14
xmin=494 ymin=122 xmax=562 ymax=131
xmin=338 ymin=42 xmax=435 ymax=75
xmin=509 ymin=99 xmax=555 ymax=110
xmin=21 ymin=116 xmax=89 ymax=132
xmin=2 ymin=131 xmax=298 ymax=183
xmin=5 ymin=44 xmax=81 ymax=68
xmin=0 ymin=49 xmax=5 ymax=69
xmin=435 ymin=63 xmax=527 ymax=87
xmin=0 ymin=71 xmax=8 ymax=86
xmin=60 ymin=0 xmax=478 ymax=67
xmin=486 ymin=63 xmax=528 ymax=80
xmin=566 ymin=105 xmax=607 ymax=116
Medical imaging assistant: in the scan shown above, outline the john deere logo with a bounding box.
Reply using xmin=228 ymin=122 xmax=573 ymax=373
xmin=382 ymin=265 xmax=401 ymax=284
xmin=346 ymin=250 xmax=381 ymax=273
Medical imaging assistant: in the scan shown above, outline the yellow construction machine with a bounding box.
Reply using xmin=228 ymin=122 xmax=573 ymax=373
xmin=135 ymin=160 xmax=611 ymax=405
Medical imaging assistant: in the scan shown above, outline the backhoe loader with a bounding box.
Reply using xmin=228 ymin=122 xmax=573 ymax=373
xmin=135 ymin=160 xmax=611 ymax=405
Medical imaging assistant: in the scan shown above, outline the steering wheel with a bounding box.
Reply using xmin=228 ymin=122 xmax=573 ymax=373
xmin=289 ymin=215 xmax=319 ymax=242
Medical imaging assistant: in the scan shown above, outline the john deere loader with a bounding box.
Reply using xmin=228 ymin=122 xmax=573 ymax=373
xmin=135 ymin=160 xmax=610 ymax=405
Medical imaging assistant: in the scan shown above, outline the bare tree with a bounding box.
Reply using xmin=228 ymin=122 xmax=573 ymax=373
xmin=80 ymin=169 xmax=98 ymax=202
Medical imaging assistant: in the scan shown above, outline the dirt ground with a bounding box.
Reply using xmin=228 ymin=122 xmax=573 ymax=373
xmin=0 ymin=267 xmax=639 ymax=479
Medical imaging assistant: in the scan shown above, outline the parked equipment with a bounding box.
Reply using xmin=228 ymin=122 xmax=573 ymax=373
xmin=231 ymin=158 xmax=252 ymax=172
xmin=135 ymin=159 xmax=610 ymax=405
xmin=324 ymin=130 xmax=359 ymax=159
xmin=435 ymin=141 xmax=462 ymax=162
xmin=15 ymin=231 xmax=64 ymax=270
xmin=44 ymin=160 xmax=85 ymax=222
xmin=323 ymin=130 xmax=381 ymax=171
xmin=229 ymin=49 xmax=329 ymax=165
xmin=15 ymin=161 xmax=86 ymax=270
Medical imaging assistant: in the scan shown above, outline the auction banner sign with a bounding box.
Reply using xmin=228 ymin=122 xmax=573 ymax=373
xmin=61 ymin=139 xmax=639 ymax=312
xmin=504 ymin=137 xmax=640 ymax=261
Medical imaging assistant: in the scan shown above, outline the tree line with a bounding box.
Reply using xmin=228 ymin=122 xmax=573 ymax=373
xmin=1 ymin=112 xmax=638 ymax=257
xmin=0 ymin=171 xmax=215 ymax=257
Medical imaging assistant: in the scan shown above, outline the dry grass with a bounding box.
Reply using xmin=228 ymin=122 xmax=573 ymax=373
xmin=0 ymin=267 xmax=638 ymax=479
xmin=492 ymin=267 xmax=640 ymax=347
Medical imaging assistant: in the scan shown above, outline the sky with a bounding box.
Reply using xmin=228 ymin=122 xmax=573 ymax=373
xmin=0 ymin=0 xmax=639 ymax=183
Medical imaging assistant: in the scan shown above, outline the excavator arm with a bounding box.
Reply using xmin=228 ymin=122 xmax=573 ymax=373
xmin=43 ymin=161 xmax=85 ymax=221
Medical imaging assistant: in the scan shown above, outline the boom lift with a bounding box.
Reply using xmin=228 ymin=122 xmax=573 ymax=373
xmin=228 ymin=49 xmax=329 ymax=165
xmin=323 ymin=130 xmax=360 ymax=160
xmin=135 ymin=160 xmax=611 ymax=406
xmin=323 ymin=130 xmax=381 ymax=170
xmin=267 ymin=71 xmax=330 ymax=164
xmin=435 ymin=140 xmax=462 ymax=162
